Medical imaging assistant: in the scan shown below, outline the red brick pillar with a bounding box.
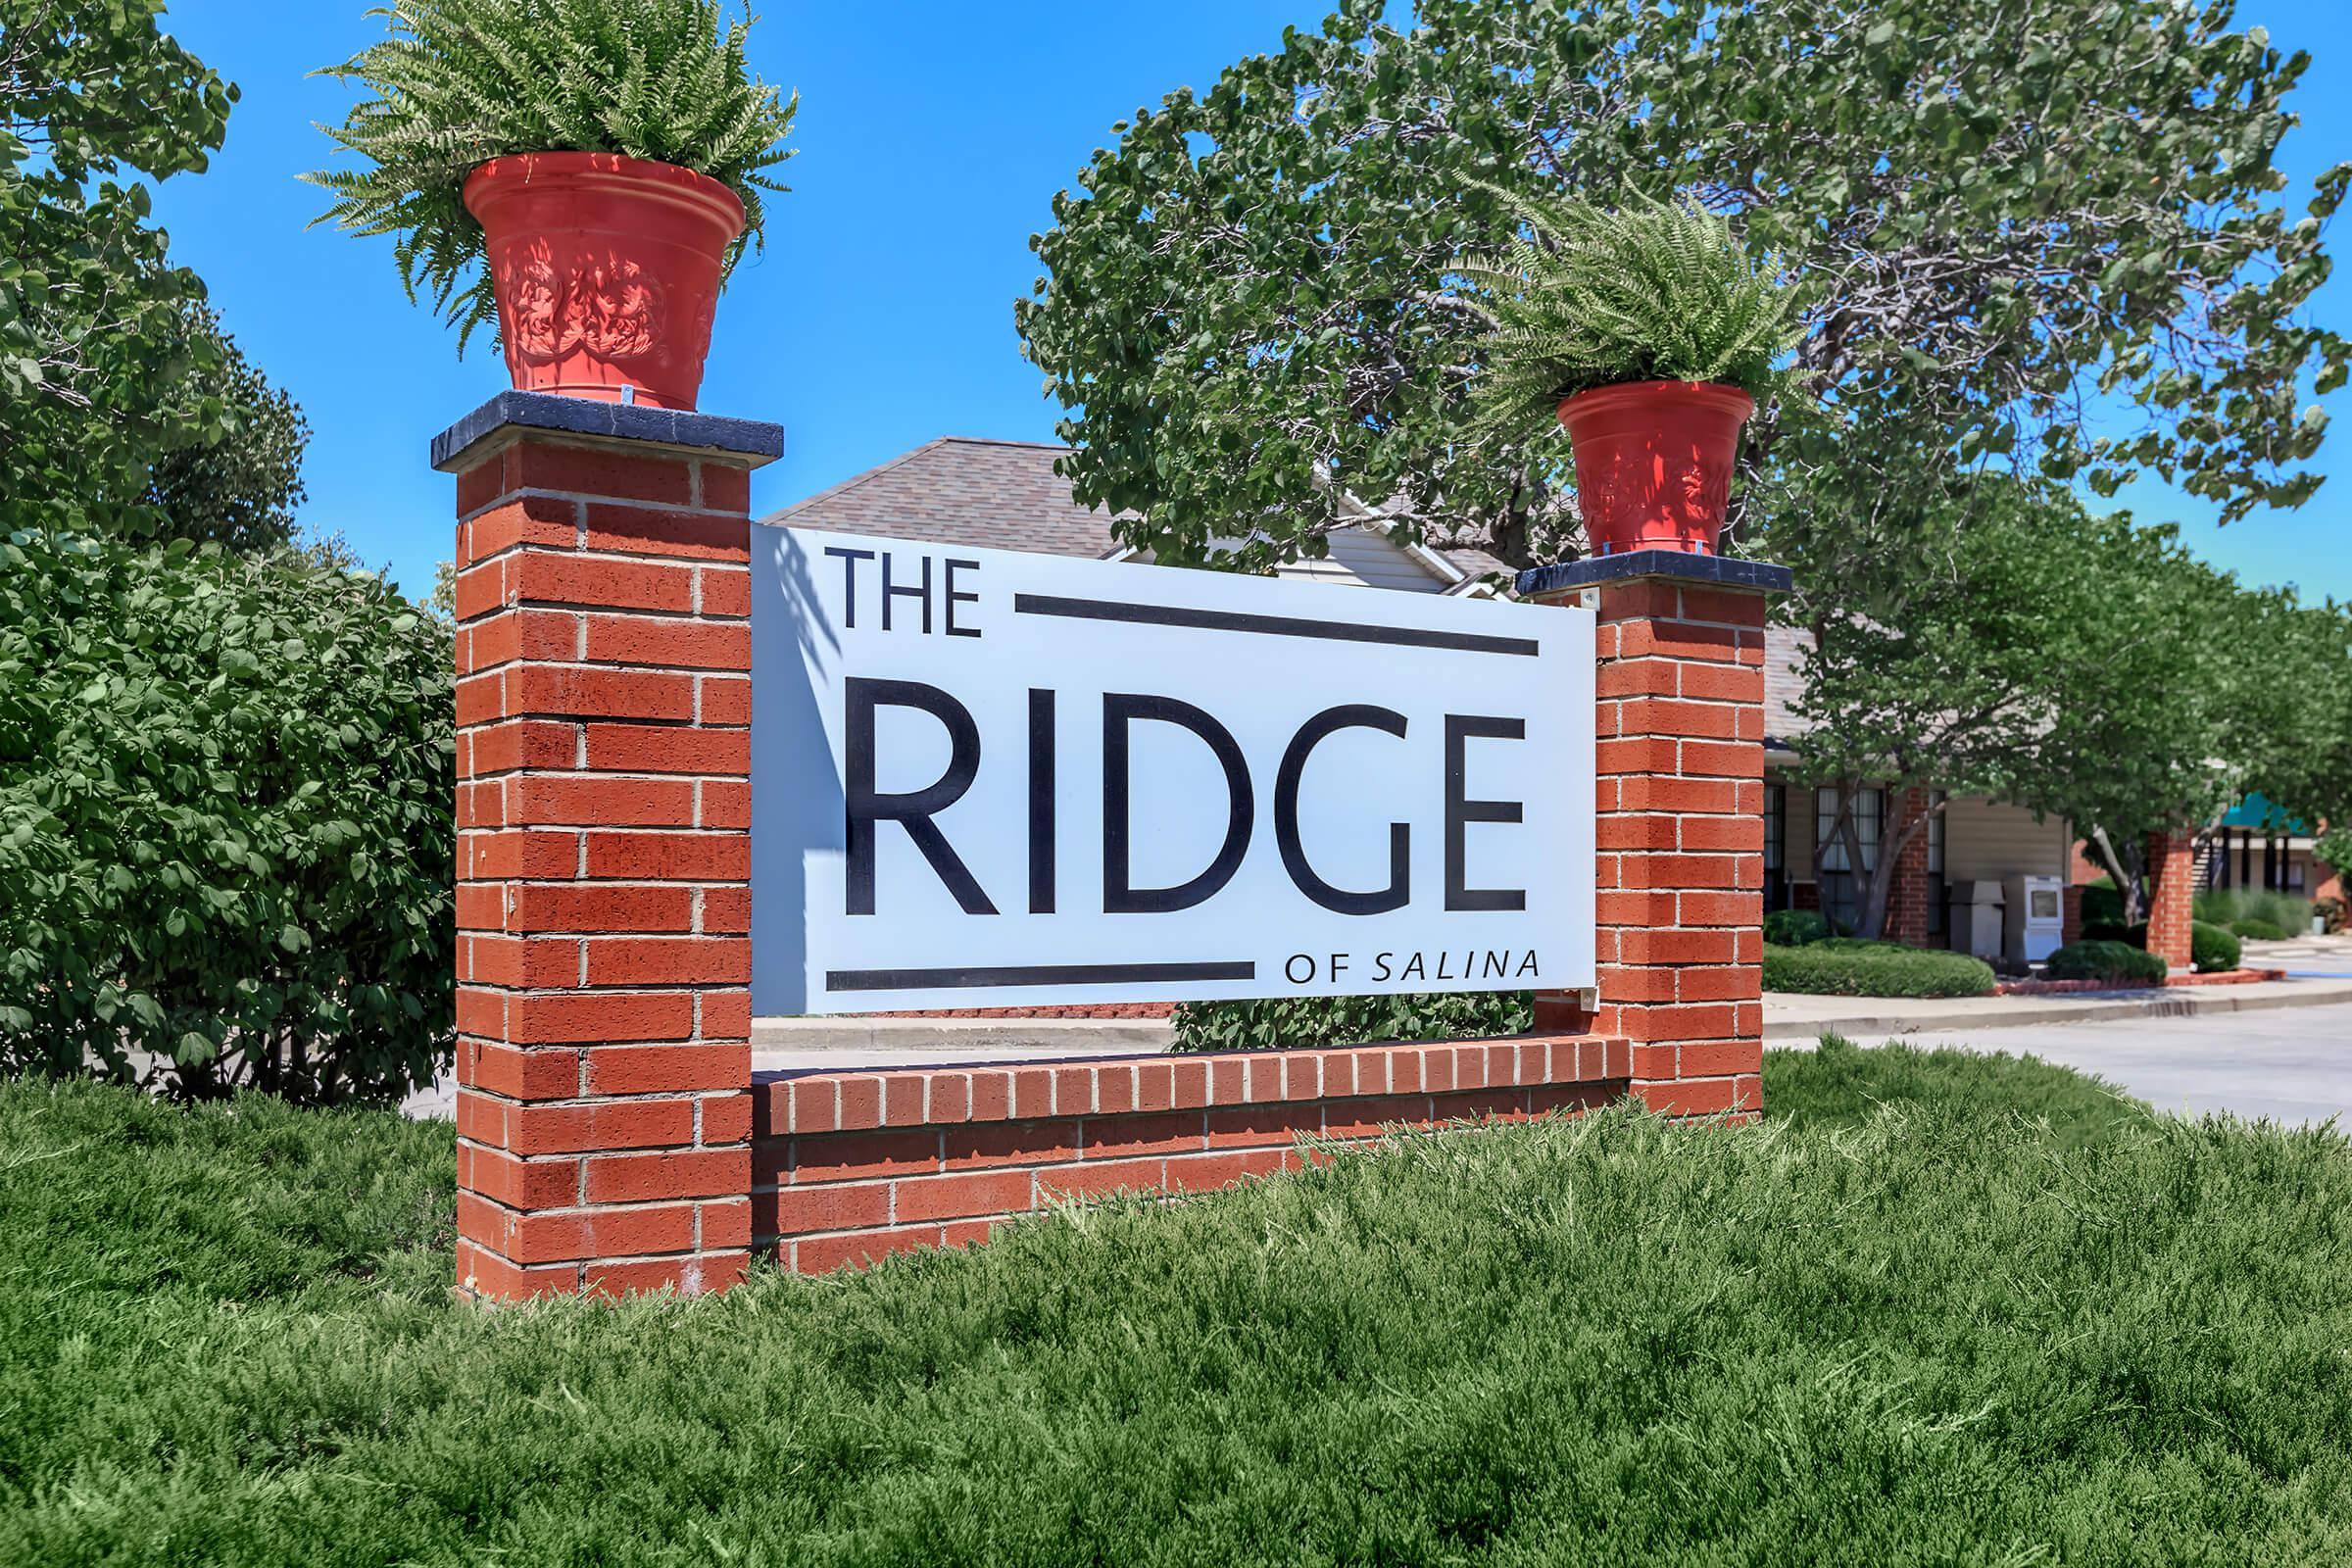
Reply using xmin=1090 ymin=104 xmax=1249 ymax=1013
xmin=1519 ymin=553 xmax=1791 ymax=1118
xmin=1884 ymin=788 xmax=1933 ymax=948
xmin=437 ymin=393 xmax=782 ymax=1300
xmin=2145 ymin=829 xmax=2196 ymax=974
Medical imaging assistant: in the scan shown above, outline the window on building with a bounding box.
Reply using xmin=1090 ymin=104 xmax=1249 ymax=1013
xmin=1926 ymin=791 xmax=1947 ymax=936
xmin=1763 ymin=784 xmax=1788 ymax=911
xmin=1816 ymin=785 xmax=1883 ymax=933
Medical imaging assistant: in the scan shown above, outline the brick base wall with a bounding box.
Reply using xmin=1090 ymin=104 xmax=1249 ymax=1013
xmin=754 ymin=1035 xmax=1623 ymax=1270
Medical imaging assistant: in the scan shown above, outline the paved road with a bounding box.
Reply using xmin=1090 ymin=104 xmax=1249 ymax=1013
xmin=1840 ymin=1002 xmax=2352 ymax=1127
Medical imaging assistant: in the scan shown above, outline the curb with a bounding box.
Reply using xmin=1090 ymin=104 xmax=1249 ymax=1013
xmin=1764 ymin=977 xmax=2352 ymax=1044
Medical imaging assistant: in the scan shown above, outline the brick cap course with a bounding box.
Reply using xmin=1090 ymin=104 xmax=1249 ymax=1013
xmin=758 ymin=1033 xmax=1626 ymax=1138
xmin=1516 ymin=551 xmax=1795 ymax=599
xmin=433 ymin=390 xmax=786 ymax=475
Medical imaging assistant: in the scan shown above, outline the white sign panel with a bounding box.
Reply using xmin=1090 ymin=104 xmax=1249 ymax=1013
xmin=751 ymin=526 xmax=1593 ymax=1014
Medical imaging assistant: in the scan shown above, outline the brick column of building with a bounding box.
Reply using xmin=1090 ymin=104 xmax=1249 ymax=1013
xmin=1883 ymin=788 xmax=1934 ymax=948
xmin=437 ymin=392 xmax=782 ymax=1301
xmin=2145 ymin=829 xmax=2197 ymax=973
xmin=1518 ymin=552 xmax=1793 ymax=1118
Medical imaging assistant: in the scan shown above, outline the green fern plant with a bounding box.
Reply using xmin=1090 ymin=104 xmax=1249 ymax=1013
xmin=1460 ymin=187 xmax=1807 ymax=442
xmin=305 ymin=0 xmax=798 ymax=352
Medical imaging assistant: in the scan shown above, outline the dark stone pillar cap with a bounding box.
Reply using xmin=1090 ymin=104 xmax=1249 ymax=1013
xmin=431 ymin=390 xmax=786 ymax=474
xmin=1515 ymin=550 xmax=1793 ymax=599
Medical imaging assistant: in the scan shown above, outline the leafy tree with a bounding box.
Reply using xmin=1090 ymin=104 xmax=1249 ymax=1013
xmin=142 ymin=306 xmax=310 ymax=551
xmin=2205 ymin=589 xmax=2352 ymax=845
xmin=1 ymin=0 xmax=238 ymax=531
xmin=2076 ymin=585 xmax=2352 ymax=922
xmin=1018 ymin=0 xmax=2347 ymax=573
xmin=5 ymin=2 xmax=310 ymax=552
xmin=1785 ymin=476 xmax=2235 ymax=939
xmin=2314 ymin=825 xmax=2352 ymax=887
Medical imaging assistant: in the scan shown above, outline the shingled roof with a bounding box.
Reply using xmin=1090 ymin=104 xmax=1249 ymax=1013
xmin=761 ymin=436 xmax=1515 ymax=583
xmin=763 ymin=437 xmax=1126 ymax=558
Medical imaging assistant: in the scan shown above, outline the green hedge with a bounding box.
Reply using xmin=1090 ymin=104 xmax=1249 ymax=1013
xmin=2044 ymin=940 xmax=2168 ymax=985
xmin=2229 ymin=918 xmax=2289 ymax=942
xmin=0 ymin=531 xmax=454 ymax=1102
xmin=1762 ymin=908 xmax=1833 ymax=947
xmin=1761 ymin=939 xmax=1995 ymax=999
xmin=1171 ymin=991 xmax=1532 ymax=1053
xmin=2191 ymin=920 xmax=2241 ymax=974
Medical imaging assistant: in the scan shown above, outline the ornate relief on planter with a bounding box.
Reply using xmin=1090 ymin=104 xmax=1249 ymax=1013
xmin=466 ymin=152 xmax=742 ymax=411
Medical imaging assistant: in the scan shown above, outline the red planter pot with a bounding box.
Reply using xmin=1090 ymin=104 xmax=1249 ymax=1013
xmin=1556 ymin=379 xmax=1755 ymax=556
xmin=463 ymin=152 xmax=746 ymax=411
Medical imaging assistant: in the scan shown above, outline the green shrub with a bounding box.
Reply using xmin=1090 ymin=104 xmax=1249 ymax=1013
xmin=1761 ymin=940 xmax=1994 ymax=999
xmin=2191 ymin=920 xmax=2241 ymax=974
xmin=1762 ymin=907 xmax=1833 ymax=947
xmin=0 ymin=531 xmax=454 ymax=1102
xmin=2193 ymin=887 xmax=2312 ymax=937
xmin=2079 ymin=874 xmax=2126 ymax=931
xmin=2044 ymin=941 xmax=2168 ymax=985
xmin=2229 ymin=918 xmax=2289 ymax=942
xmin=1171 ymin=991 xmax=1532 ymax=1053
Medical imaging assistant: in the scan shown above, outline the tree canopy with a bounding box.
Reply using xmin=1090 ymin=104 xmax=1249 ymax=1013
xmin=1018 ymin=0 xmax=2348 ymax=573
xmin=2 ymin=0 xmax=307 ymax=546
xmin=1782 ymin=468 xmax=2352 ymax=935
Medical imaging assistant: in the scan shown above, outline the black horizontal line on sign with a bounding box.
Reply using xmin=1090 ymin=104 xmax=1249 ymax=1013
xmin=1012 ymin=593 xmax=1541 ymax=658
xmin=824 ymin=960 xmax=1257 ymax=992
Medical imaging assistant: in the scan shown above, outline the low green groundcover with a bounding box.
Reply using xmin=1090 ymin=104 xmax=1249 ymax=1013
xmin=5 ymin=1046 xmax=2350 ymax=1563
xmin=1172 ymin=990 xmax=1530 ymax=1051
xmin=1762 ymin=937 xmax=1996 ymax=998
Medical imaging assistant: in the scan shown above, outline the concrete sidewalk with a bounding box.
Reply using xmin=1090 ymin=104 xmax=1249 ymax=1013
xmin=1888 ymin=1004 xmax=2352 ymax=1126
xmin=1762 ymin=974 xmax=2352 ymax=1045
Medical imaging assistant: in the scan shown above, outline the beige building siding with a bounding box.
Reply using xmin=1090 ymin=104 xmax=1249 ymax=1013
xmin=1773 ymin=781 xmax=2068 ymax=886
xmin=1271 ymin=528 xmax=1447 ymax=592
xmin=1943 ymin=796 xmax=2072 ymax=882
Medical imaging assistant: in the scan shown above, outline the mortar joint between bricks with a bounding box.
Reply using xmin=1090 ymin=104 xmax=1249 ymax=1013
xmin=487 ymin=485 xmax=731 ymax=521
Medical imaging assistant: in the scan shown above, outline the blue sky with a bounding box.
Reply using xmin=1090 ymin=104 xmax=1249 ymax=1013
xmin=150 ymin=0 xmax=2351 ymax=605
